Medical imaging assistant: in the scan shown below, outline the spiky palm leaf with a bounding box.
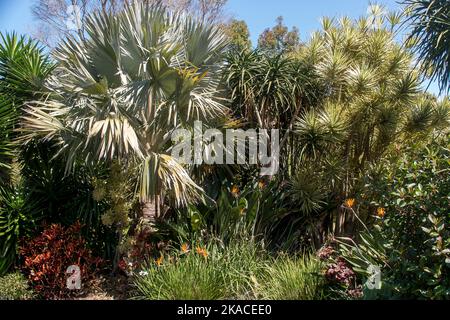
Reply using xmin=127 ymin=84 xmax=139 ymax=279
xmin=0 ymin=96 xmax=13 ymax=175
xmin=0 ymin=33 xmax=53 ymax=97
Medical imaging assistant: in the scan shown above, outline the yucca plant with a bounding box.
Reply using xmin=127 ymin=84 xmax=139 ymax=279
xmin=0 ymin=33 xmax=53 ymax=183
xmin=20 ymin=2 xmax=229 ymax=224
xmin=0 ymin=33 xmax=55 ymax=275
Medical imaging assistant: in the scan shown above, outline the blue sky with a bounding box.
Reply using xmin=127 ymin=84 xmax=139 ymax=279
xmin=1 ymin=0 xmax=402 ymax=41
xmin=227 ymin=0 xmax=401 ymax=44
xmin=0 ymin=0 xmax=441 ymax=95
xmin=0 ymin=0 xmax=35 ymax=35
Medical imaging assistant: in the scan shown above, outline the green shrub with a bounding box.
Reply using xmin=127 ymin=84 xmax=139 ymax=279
xmin=172 ymin=179 xmax=295 ymax=252
xmin=134 ymin=252 xmax=227 ymax=300
xmin=0 ymin=272 xmax=35 ymax=300
xmin=256 ymin=255 xmax=326 ymax=300
xmin=340 ymin=138 xmax=450 ymax=299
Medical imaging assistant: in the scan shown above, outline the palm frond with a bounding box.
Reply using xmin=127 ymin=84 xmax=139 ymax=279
xmin=402 ymin=0 xmax=450 ymax=93
xmin=140 ymin=153 xmax=204 ymax=207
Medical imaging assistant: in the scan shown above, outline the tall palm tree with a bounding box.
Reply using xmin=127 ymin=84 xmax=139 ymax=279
xmin=21 ymin=2 xmax=229 ymax=222
xmin=402 ymin=0 xmax=450 ymax=93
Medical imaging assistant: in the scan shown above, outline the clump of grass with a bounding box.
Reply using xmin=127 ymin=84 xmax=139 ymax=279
xmin=0 ymin=272 xmax=35 ymax=300
xmin=134 ymin=253 xmax=226 ymax=300
xmin=256 ymin=255 xmax=326 ymax=300
xmin=132 ymin=240 xmax=326 ymax=300
xmin=132 ymin=240 xmax=265 ymax=300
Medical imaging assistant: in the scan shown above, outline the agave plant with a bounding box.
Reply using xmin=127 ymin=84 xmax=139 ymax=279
xmin=21 ymin=2 xmax=229 ymax=220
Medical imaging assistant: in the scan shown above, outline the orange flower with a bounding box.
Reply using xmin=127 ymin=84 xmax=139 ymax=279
xmin=181 ymin=243 xmax=190 ymax=254
xmin=155 ymin=254 xmax=164 ymax=267
xmin=344 ymin=198 xmax=356 ymax=208
xmin=377 ymin=207 xmax=386 ymax=218
xmin=196 ymin=246 xmax=208 ymax=258
xmin=258 ymin=180 xmax=266 ymax=189
xmin=231 ymin=185 xmax=240 ymax=197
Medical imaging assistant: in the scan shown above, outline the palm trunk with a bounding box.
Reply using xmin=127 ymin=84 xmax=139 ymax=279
xmin=142 ymin=198 xmax=159 ymax=225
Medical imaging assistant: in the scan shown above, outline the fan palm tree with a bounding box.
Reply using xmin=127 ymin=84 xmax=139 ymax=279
xmin=402 ymin=0 xmax=450 ymax=93
xmin=21 ymin=2 xmax=229 ymax=222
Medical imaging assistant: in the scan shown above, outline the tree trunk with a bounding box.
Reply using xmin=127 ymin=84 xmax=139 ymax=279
xmin=141 ymin=195 xmax=169 ymax=226
xmin=142 ymin=198 xmax=158 ymax=225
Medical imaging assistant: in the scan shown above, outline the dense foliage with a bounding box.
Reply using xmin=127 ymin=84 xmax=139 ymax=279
xmin=0 ymin=1 xmax=448 ymax=300
xmin=339 ymin=137 xmax=450 ymax=299
xmin=0 ymin=185 xmax=39 ymax=276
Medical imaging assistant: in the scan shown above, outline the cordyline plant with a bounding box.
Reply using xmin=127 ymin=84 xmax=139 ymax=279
xmin=285 ymin=9 xmax=448 ymax=246
xmin=20 ymin=2 xmax=230 ymax=223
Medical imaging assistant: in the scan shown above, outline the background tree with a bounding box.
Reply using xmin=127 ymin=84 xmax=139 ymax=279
xmin=402 ymin=0 xmax=450 ymax=94
xmin=258 ymin=16 xmax=300 ymax=55
xmin=190 ymin=0 xmax=228 ymax=23
xmin=224 ymin=19 xmax=252 ymax=51
xmin=32 ymin=0 xmax=229 ymax=47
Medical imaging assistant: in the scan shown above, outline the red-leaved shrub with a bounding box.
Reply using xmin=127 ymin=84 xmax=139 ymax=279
xmin=19 ymin=222 xmax=102 ymax=299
